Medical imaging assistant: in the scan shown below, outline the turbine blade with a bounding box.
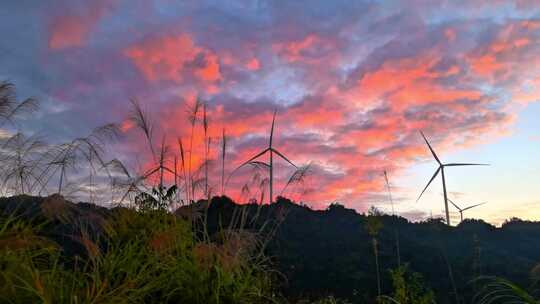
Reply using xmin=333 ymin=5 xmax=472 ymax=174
xmin=417 ymin=166 xmax=441 ymax=202
xmin=234 ymin=148 xmax=271 ymax=172
xmin=420 ymin=131 xmax=441 ymax=165
xmin=248 ymin=161 xmax=270 ymax=169
xmin=462 ymin=202 xmax=487 ymax=211
xmin=272 ymin=148 xmax=298 ymax=168
xmin=225 ymin=148 xmax=271 ymax=187
xmin=269 ymin=109 xmax=277 ymax=148
xmin=444 ymin=163 xmax=490 ymax=167
xmin=447 ymin=197 xmax=462 ymax=211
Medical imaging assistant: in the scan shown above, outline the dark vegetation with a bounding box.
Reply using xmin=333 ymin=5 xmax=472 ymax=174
xmin=0 ymin=80 xmax=539 ymax=303
xmin=204 ymin=196 xmax=540 ymax=303
xmin=0 ymin=195 xmax=277 ymax=303
xmin=2 ymin=194 xmax=540 ymax=303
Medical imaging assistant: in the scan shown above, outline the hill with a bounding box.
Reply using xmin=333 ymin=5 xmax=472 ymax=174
xmin=203 ymin=196 xmax=540 ymax=303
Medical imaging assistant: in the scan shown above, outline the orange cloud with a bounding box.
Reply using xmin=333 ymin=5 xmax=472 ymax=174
xmin=351 ymin=52 xmax=479 ymax=113
xmin=124 ymin=33 xmax=222 ymax=84
xmin=469 ymin=54 xmax=505 ymax=77
xmin=280 ymin=34 xmax=319 ymax=62
xmin=196 ymin=53 xmax=221 ymax=82
xmin=273 ymin=34 xmax=339 ymax=64
xmin=245 ymin=58 xmax=261 ymax=71
xmin=467 ymin=21 xmax=539 ymax=81
xmin=119 ymin=119 xmax=135 ymax=133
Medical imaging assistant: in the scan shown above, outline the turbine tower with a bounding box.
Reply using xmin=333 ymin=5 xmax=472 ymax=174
xmin=416 ymin=131 xmax=488 ymax=226
xmin=448 ymin=198 xmax=486 ymax=222
xmin=230 ymin=109 xmax=297 ymax=204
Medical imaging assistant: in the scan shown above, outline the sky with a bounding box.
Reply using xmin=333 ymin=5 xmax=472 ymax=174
xmin=1 ymin=0 xmax=539 ymax=225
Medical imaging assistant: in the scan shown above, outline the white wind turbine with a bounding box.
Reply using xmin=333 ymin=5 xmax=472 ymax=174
xmin=448 ymin=198 xmax=487 ymax=223
xmin=416 ymin=131 xmax=489 ymax=225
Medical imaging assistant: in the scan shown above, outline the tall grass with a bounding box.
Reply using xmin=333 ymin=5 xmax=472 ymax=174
xmin=221 ymin=128 xmax=227 ymax=196
xmin=0 ymin=81 xmax=38 ymax=126
xmin=0 ymin=198 xmax=279 ymax=303
xmin=366 ymin=206 xmax=384 ymax=298
xmin=384 ymin=170 xmax=401 ymax=268
xmin=473 ymin=276 xmax=539 ymax=304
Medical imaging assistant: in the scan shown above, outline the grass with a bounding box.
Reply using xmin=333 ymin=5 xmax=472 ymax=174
xmin=0 ymin=201 xmax=278 ymax=304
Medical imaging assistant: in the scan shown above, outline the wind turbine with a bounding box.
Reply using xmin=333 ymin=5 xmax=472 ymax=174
xmin=416 ymin=131 xmax=488 ymax=226
xmin=229 ymin=109 xmax=297 ymax=204
xmin=448 ymin=198 xmax=486 ymax=222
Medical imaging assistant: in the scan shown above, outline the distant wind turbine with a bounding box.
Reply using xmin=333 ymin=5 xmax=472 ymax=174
xmin=448 ymin=198 xmax=486 ymax=222
xmin=229 ymin=109 xmax=297 ymax=204
xmin=416 ymin=131 xmax=489 ymax=226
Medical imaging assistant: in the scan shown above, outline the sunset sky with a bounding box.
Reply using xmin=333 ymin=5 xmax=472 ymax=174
xmin=2 ymin=1 xmax=539 ymax=225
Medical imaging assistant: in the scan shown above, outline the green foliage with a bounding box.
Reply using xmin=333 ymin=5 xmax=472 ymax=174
xmin=380 ymin=264 xmax=436 ymax=304
xmin=134 ymin=185 xmax=177 ymax=211
xmin=366 ymin=206 xmax=385 ymax=297
xmin=366 ymin=207 xmax=383 ymax=237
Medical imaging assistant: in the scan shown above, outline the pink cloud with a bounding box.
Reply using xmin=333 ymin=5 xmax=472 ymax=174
xmin=124 ymin=33 xmax=222 ymax=87
xmin=245 ymin=58 xmax=260 ymax=71
xmin=272 ymin=34 xmax=341 ymax=65
xmin=48 ymin=0 xmax=114 ymax=50
xmin=467 ymin=20 xmax=540 ymax=82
